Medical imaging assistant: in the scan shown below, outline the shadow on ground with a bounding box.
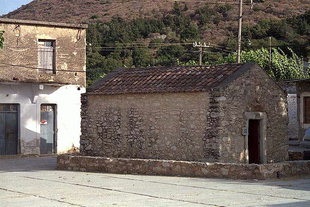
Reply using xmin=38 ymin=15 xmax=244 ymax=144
xmin=0 ymin=156 xmax=57 ymax=172
xmin=268 ymin=201 xmax=310 ymax=207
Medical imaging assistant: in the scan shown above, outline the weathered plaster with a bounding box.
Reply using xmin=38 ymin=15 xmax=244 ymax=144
xmin=0 ymin=22 xmax=86 ymax=87
xmin=287 ymin=94 xmax=298 ymax=140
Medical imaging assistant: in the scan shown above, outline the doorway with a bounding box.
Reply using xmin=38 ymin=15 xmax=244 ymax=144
xmin=40 ymin=104 xmax=56 ymax=154
xmin=0 ymin=104 xmax=19 ymax=155
xmin=248 ymin=119 xmax=261 ymax=164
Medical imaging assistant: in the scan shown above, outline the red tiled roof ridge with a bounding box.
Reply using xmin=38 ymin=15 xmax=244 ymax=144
xmin=88 ymin=63 xmax=256 ymax=95
xmin=118 ymin=63 xmax=242 ymax=72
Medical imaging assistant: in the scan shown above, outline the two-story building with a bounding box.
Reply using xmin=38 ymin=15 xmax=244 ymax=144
xmin=0 ymin=18 xmax=87 ymax=155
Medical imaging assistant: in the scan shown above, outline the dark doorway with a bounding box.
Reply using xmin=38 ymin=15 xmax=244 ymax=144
xmin=0 ymin=104 xmax=19 ymax=155
xmin=248 ymin=119 xmax=261 ymax=164
xmin=40 ymin=104 xmax=56 ymax=154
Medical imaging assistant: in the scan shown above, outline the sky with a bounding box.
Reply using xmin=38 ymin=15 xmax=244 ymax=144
xmin=0 ymin=0 xmax=33 ymax=15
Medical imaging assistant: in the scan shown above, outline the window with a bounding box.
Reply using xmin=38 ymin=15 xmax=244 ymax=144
xmin=304 ymin=97 xmax=310 ymax=124
xmin=38 ymin=40 xmax=56 ymax=74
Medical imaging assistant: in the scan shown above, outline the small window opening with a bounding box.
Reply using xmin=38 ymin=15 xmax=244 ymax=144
xmin=304 ymin=97 xmax=310 ymax=124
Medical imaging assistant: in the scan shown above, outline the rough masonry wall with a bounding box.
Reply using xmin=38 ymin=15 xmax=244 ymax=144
xmin=0 ymin=23 xmax=86 ymax=86
xmin=219 ymin=66 xmax=288 ymax=163
xmin=58 ymin=154 xmax=310 ymax=180
xmin=80 ymin=92 xmax=217 ymax=162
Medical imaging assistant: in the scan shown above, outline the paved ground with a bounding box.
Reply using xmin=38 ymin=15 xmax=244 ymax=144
xmin=0 ymin=157 xmax=310 ymax=207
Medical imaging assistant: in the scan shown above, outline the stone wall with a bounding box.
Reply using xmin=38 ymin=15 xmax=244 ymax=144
xmin=81 ymin=65 xmax=288 ymax=164
xmin=57 ymin=155 xmax=310 ymax=180
xmin=219 ymin=65 xmax=288 ymax=163
xmin=0 ymin=21 xmax=86 ymax=87
xmin=81 ymin=92 xmax=216 ymax=161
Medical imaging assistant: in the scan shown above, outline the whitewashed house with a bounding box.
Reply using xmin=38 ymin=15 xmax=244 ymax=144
xmin=0 ymin=18 xmax=87 ymax=155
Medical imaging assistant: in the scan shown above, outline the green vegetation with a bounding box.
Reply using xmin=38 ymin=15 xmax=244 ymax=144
xmin=180 ymin=48 xmax=308 ymax=80
xmin=86 ymin=3 xmax=310 ymax=85
xmin=219 ymin=48 xmax=308 ymax=80
xmin=0 ymin=31 xmax=4 ymax=48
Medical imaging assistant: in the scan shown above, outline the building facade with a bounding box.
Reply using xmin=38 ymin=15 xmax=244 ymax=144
xmin=283 ymin=80 xmax=310 ymax=142
xmin=81 ymin=63 xmax=288 ymax=164
xmin=0 ymin=18 xmax=87 ymax=155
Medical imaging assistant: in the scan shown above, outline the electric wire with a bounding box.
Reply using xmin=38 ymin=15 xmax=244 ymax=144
xmin=0 ymin=62 xmax=86 ymax=73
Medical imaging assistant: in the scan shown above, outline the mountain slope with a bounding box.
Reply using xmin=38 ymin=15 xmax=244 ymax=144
xmin=4 ymin=0 xmax=310 ymax=24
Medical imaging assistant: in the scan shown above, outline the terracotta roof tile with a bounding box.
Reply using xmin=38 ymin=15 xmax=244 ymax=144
xmin=88 ymin=63 xmax=255 ymax=95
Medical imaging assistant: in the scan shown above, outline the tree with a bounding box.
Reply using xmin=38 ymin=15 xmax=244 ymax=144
xmin=180 ymin=23 xmax=199 ymax=40
xmin=157 ymin=45 xmax=185 ymax=66
xmin=132 ymin=48 xmax=152 ymax=67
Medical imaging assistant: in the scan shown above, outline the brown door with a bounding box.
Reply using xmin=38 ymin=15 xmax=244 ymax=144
xmin=248 ymin=120 xmax=260 ymax=164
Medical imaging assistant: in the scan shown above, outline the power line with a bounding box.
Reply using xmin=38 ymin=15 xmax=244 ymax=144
xmin=176 ymin=0 xmax=253 ymax=5
xmin=0 ymin=62 xmax=86 ymax=73
xmin=3 ymin=42 xmax=291 ymax=54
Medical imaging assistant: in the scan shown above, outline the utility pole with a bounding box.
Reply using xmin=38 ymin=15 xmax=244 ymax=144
xmin=193 ymin=42 xmax=210 ymax=66
xmin=269 ymin=36 xmax=272 ymax=70
xmin=250 ymin=0 xmax=254 ymax=10
xmin=237 ymin=0 xmax=243 ymax=63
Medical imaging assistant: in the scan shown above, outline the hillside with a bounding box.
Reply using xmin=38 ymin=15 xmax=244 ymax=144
xmin=4 ymin=0 xmax=310 ymax=24
xmin=3 ymin=0 xmax=310 ymax=46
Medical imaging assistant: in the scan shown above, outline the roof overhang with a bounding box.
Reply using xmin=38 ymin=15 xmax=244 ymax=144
xmin=0 ymin=18 xmax=88 ymax=29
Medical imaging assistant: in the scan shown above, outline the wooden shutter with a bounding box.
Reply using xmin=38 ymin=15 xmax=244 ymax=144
xmin=38 ymin=40 xmax=55 ymax=73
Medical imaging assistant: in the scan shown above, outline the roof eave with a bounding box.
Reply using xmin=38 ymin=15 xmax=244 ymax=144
xmin=0 ymin=18 xmax=88 ymax=29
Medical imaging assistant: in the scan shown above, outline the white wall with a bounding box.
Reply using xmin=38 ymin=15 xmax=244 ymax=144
xmin=0 ymin=82 xmax=85 ymax=154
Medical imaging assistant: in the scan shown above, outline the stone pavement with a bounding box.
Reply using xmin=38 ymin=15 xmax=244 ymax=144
xmin=0 ymin=157 xmax=310 ymax=207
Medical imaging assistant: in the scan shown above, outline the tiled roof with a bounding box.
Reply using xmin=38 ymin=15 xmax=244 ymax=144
xmin=88 ymin=63 xmax=256 ymax=95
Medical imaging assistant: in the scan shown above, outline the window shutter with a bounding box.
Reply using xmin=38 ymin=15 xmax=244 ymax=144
xmin=38 ymin=40 xmax=55 ymax=73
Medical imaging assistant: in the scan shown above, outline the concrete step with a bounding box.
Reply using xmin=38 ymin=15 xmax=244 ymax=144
xmin=305 ymin=151 xmax=310 ymax=160
xmin=289 ymin=146 xmax=310 ymax=160
xmin=300 ymin=141 xmax=310 ymax=149
xmin=288 ymin=140 xmax=300 ymax=146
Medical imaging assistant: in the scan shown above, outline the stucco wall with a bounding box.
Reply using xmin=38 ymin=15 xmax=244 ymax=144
xmin=81 ymin=92 xmax=213 ymax=161
xmin=0 ymin=23 xmax=86 ymax=86
xmin=0 ymin=82 xmax=85 ymax=154
xmin=287 ymin=94 xmax=298 ymax=140
xmin=219 ymin=66 xmax=288 ymax=163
